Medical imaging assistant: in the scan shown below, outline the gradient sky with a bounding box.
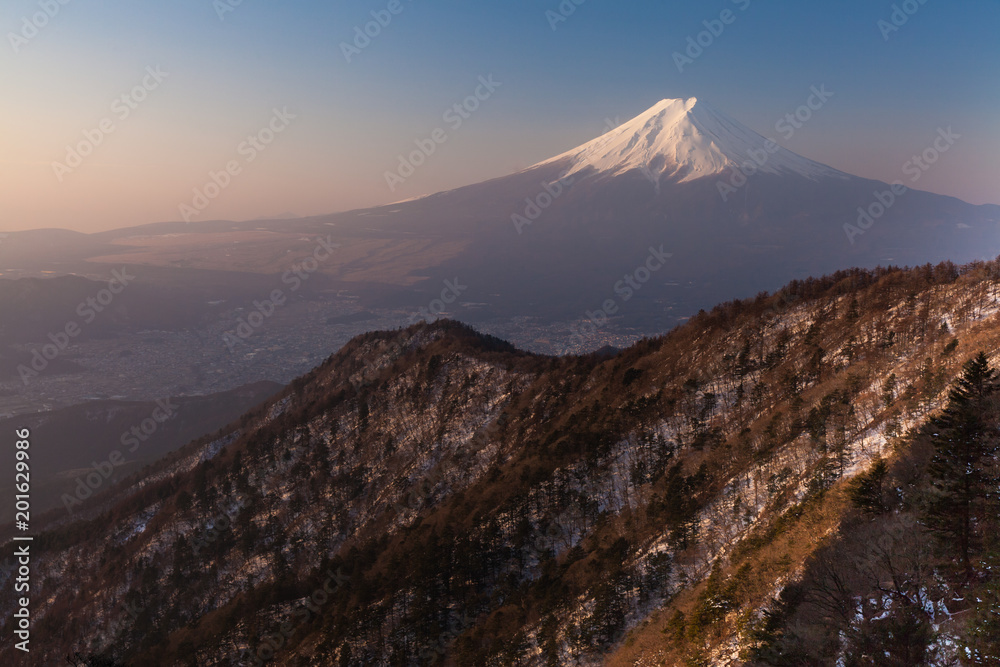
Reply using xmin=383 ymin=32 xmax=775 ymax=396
xmin=1 ymin=0 xmax=997 ymax=233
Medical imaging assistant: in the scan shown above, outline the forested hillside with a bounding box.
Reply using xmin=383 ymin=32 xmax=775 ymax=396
xmin=3 ymin=260 xmax=1000 ymax=666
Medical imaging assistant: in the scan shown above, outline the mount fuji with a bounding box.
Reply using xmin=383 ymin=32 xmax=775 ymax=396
xmin=537 ymin=97 xmax=847 ymax=186
xmin=309 ymin=96 xmax=999 ymax=332
xmin=9 ymin=97 xmax=999 ymax=346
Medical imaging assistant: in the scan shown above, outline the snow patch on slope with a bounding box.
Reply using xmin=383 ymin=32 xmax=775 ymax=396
xmin=536 ymin=97 xmax=848 ymax=184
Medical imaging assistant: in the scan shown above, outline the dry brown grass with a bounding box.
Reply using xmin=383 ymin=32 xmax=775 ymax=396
xmin=607 ymin=486 xmax=850 ymax=667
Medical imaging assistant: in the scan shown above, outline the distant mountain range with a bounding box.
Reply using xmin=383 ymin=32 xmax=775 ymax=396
xmin=3 ymin=97 xmax=997 ymax=342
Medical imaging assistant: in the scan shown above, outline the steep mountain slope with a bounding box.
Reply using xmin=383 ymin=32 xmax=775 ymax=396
xmin=4 ymin=260 xmax=1000 ymax=665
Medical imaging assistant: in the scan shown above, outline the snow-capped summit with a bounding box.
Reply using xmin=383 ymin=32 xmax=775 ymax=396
xmin=537 ymin=97 xmax=846 ymax=183
xmin=251 ymin=95 xmax=999 ymax=345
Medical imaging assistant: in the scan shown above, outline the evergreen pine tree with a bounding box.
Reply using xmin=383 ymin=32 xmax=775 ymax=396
xmin=847 ymin=456 xmax=888 ymax=515
xmin=923 ymin=352 xmax=998 ymax=578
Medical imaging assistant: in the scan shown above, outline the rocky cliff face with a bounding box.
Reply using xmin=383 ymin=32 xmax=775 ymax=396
xmin=4 ymin=261 xmax=1000 ymax=666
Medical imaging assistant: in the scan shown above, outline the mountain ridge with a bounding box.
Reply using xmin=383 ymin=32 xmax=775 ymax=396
xmin=6 ymin=259 xmax=1000 ymax=664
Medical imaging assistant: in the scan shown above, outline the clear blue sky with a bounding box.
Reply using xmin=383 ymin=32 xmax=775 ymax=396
xmin=1 ymin=0 xmax=997 ymax=231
